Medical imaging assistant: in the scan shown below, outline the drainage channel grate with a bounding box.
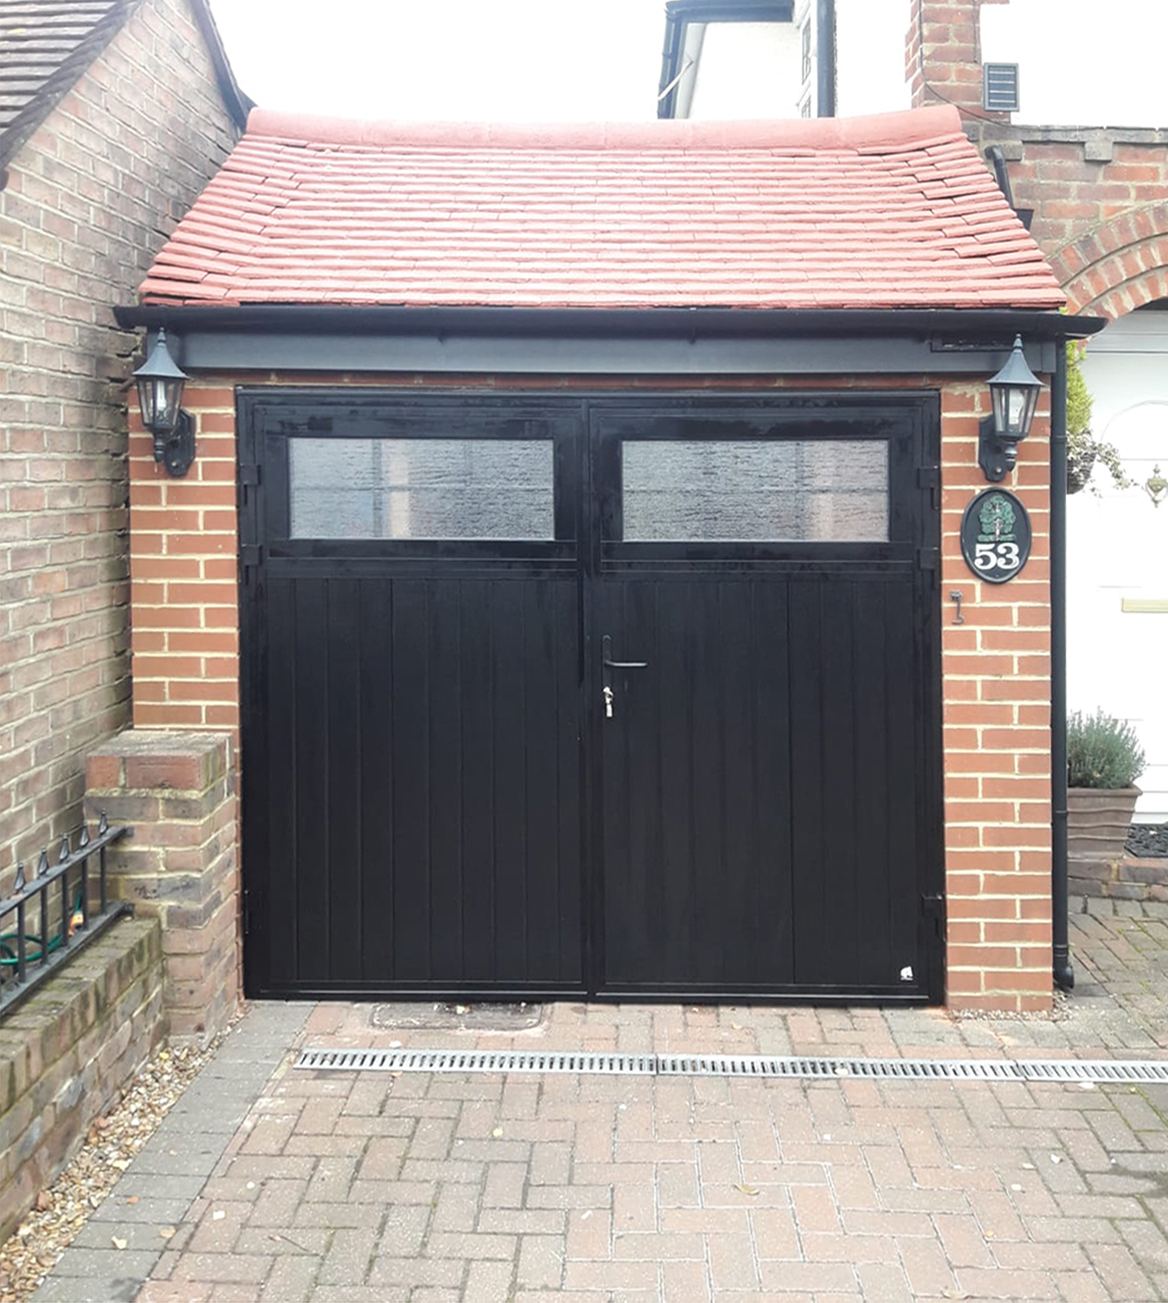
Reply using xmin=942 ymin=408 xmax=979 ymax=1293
xmin=294 ymin=1048 xmax=1168 ymax=1085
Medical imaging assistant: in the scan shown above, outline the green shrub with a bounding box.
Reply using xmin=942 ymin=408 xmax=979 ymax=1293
xmin=1067 ymin=709 xmax=1145 ymax=789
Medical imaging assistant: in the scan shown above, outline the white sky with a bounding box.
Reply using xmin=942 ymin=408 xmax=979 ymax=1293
xmin=205 ymin=0 xmax=1165 ymax=129
xmin=207 ymin=0 xmax=671 ymax=122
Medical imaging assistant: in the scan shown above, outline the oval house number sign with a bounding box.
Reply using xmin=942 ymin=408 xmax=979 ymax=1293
xmin=960 ymin=488 xmax=1032 ymax=584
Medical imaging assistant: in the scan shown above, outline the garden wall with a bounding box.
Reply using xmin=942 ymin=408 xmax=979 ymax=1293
xmin=0 ymin=917 xmax=165 ymax=1242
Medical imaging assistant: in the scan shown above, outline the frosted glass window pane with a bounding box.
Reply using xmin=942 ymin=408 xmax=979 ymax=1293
xmin=289 ymin=438 xmax=555 ymax=540
xmin=621 ymin=440 xmax=888 ymax=542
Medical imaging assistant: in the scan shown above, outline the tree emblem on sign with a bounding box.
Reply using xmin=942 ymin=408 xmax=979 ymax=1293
xmin=978 ymin=493 xmax=1016 ymax=542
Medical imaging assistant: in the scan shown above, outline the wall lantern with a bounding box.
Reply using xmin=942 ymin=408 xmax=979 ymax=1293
xmin=132 ymin=328 xmax=195 ymax=477
xmin=978 ymin=335 xmax=1043 ymax=482
xmin=1145 ymin=465 xmax=1168 ymax=507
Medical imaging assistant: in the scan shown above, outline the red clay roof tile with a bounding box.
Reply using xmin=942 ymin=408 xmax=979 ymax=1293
xmin=139 ymin=105 xmax=1064 ymax=312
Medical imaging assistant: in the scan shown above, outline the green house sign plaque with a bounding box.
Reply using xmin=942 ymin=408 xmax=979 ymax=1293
xmin=960 ymin=488 xmax=1032 ymax=584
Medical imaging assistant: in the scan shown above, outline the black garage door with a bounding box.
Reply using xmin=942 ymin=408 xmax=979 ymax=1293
xmin=239 ymin=391 xmax=943 ymax=1003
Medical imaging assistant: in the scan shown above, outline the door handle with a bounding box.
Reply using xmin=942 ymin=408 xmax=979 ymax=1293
xmin=601 ymin=635 xmax=647 ymax=670
xmin=601 ymin=635 xmax=647 ymax=720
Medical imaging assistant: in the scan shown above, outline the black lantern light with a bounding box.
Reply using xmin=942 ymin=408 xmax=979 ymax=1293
xmin=132 ymin=328 xmax=195 ymax=477
xmin=978 ymin=334 xmax=1044 ymax=482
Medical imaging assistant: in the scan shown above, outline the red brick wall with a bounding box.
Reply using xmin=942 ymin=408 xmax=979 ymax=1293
xmin=970 ymin=129 xmax=1168 ymax=319
xmin=0 ymin=0 xmax=238 ymax=882
xmin=131 ymin=371 xmax=1054 ymax=1011
xmin=940 ymin=384 xmax=1053 ymax=1012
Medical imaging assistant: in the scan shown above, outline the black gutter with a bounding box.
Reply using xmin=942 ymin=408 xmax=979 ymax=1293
xmin=1051 ymin=340 xmax=1074 ymax=991
xmin=113 ymin=303 xmax=1105 ymax=342
xmin=985 ymin=145 xmax=1034 ymax=231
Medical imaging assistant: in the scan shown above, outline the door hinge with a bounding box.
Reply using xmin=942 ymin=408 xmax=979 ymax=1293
xmin=239 ymin=464 xmax=261 ymax=509
xmin=917 ymin=465 xmax=941 ymax=511
xmin=241 ymin=544 xmax=263 ymax=582
xmin=917 ymin=546 xmax=939 ymax=572
xmin=242 ymin=888 xmax=251 ymax=936
xmin=921 ymin=893 xmax=944 ymax=935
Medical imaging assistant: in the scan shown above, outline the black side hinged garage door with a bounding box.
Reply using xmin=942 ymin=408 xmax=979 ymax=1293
xmin=239 ymin=391 xmax=943 ymax=1003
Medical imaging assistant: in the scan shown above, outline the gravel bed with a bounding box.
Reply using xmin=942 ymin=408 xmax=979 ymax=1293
xmin=1127 ymin=822 xmax=1168 ymax=858
xmin=0 ymin=1015 xmax=240 ymax=1303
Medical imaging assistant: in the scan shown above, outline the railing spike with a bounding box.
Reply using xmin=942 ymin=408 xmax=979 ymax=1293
xmin=37 ymin=850 xmax=50 ymax=877
xmin=13 ymin=862 xmax=25 ymax=891
xmin=59 ymin=836 xmax=70 ymax=864
xmin=79 ymin=824 xmax=90 ymax=849
xmin=98 ymin=811 xmax=109 ymax=835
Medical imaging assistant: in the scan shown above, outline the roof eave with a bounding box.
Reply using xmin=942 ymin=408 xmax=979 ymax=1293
xmin=114 ymin=303 xmax=1104 ymax=341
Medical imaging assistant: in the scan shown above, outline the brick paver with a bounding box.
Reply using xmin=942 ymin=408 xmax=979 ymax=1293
xmin=31 ymin=900 xmax=1168 ymax=1301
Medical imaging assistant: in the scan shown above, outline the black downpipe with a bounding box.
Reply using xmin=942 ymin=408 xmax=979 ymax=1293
xmin=1051 ymin=341 xmax=1074 ymax=991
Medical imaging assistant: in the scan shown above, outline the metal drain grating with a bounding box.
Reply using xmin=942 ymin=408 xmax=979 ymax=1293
xmin=294 ymin=1048 xmax=1168 ymax=1085
xmin=296 ymin=1048 xmax=655 ymax=1075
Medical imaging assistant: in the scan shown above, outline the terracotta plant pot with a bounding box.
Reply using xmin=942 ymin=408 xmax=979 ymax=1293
xmin=1067 ymin=786 xmax=1141 ymax=859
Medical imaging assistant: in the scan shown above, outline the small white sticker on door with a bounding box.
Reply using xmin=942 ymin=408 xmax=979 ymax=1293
xmin=900 ymin=965 xmax=914 ymax=982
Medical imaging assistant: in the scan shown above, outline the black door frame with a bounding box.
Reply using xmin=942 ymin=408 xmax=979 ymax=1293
xmin=238 ymin=386 xmax=945 ymax=1004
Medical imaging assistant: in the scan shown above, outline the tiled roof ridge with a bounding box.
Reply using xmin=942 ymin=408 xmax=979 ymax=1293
xmin=245 ymin=105 xmax=965 ymax=154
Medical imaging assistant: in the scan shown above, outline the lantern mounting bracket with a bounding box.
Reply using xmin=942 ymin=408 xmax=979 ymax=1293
xmin=156 ymin=410 xmax=196 ymax=477
xmin=978 ymin=414 xmax=1016 ymax=482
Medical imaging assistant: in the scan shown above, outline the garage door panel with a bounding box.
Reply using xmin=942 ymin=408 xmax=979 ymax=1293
xmin=600 ymin=576 xmax=797 ymax=990
xmin=789 ymin=577 xmax=920 ymax=990
xmin=258 ymin=569 xmax=582 ymax=992
xmin=242 ymin=390 xmax=941 ymax=1003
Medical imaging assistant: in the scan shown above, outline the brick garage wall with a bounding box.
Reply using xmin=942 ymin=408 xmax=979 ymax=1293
xmin=0 ymin=0 xmax=238 ymax=887
xmin=129 ymin=371 xmax=1054 ymax=1011
xmin=0 ymin=917 xmax=165 ymax=1242
xmin=939 ymin=384 xmax=1053 ymax=1012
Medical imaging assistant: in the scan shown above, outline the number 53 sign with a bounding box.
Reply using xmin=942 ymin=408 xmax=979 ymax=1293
xmin=960 ymin=488 xmax=1032 ymax=584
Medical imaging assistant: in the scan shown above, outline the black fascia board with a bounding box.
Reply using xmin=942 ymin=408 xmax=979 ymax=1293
xmin=658 ymin=0 xmax=795 ymax=118
xmin=114 ymin=303 xmax=1104 ymax=342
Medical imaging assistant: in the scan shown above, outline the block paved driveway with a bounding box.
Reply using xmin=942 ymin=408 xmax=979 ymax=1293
xmin=34 ymin=899 xmax=1168 ymax=1302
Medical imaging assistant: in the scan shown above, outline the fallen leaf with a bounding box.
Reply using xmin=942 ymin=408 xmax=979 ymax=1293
xmin=731 ymin=1022 xmax=743 ymax=1030
xmin=1049 ymin=1154 xmax=1062 ymax=1165
xmin=733 ymin=1183 xmax=760 ymax=1196
xmin=492 ymin=1127 xmax=504 ymax=1138
xmin=212 ymin=1210 xmax=226 ymax=1221
xmin=125 ymin=1196 xmax=139 ymax=1206
xmin=111 ymin=1237 xmax=127 ymax=1251
xmin=159 ymin=1227 xmax=176 ymax=1240
xmin=942 ymin=1290 xmax=970 ymax=1300
xmin=35 ymin=1193 xmax=51 ymax=1212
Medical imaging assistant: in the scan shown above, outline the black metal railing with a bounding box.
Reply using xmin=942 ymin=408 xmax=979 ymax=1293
xmin=0 ymin=814 xmax=131 ymax=1019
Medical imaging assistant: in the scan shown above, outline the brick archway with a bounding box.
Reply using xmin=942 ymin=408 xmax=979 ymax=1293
xmin=1054 ymin=203 xmax=1168 ymax=319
